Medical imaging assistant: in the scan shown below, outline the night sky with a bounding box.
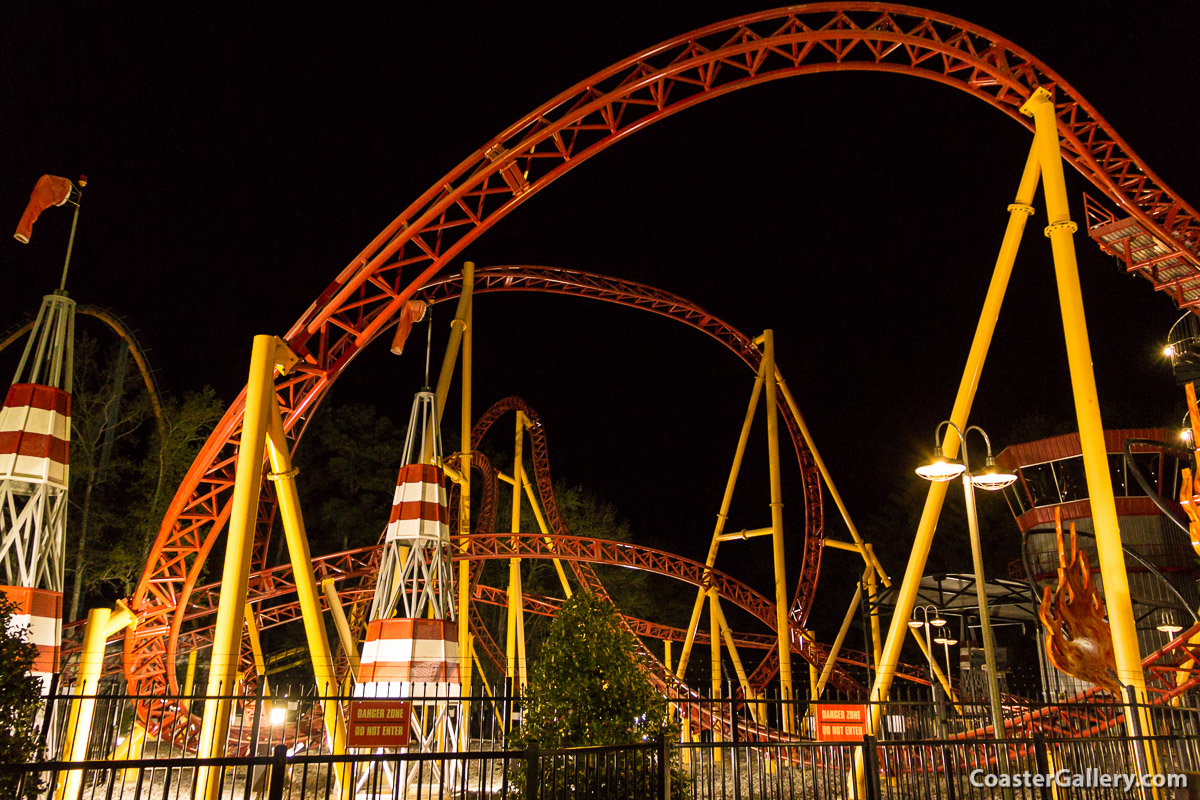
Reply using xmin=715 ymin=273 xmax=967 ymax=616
xmin=3 ymin=3 xmax=1198 ymax=642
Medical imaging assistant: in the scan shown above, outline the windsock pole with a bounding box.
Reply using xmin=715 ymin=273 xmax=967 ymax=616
xmin=58 ymin=177 xmax=86 ymax=292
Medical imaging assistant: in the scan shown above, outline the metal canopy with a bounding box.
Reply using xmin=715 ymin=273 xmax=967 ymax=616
xmin=875 ymin=573 xmax=1038 ymax=623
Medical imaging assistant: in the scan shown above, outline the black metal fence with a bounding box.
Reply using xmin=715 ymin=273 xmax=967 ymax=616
xmin=6 ymin=684 xmax=1198 ymax=799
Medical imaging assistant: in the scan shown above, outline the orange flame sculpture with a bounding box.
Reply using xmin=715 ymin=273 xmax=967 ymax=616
xmin=1178 ymin=464 xmax=1200 ymax=560
xmin=1037 ymin=507 xmax=1119 ymax=693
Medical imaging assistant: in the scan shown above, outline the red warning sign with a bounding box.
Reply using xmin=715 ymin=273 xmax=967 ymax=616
xmin=815 ymin=704 xmax=867 ymax=742
xmin=347 ymin=700 xmax=412 ymax=748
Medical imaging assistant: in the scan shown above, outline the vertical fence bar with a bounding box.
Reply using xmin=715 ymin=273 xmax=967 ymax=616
xmin=658 ymin=735 xmax=670 ymax=800
xmin=524 ymin=740 xmax=540 ymax=800
xmin=266 ymin=744 xmax=288 ymax=800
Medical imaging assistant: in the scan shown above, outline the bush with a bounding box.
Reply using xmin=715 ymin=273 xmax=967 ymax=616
xmin=0 ymin=595 xmax=48 ymax=799
xmin=512 ymin=592 xmax=684 ymax=798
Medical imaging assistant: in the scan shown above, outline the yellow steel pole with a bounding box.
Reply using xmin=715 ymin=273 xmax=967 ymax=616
xmin=265 ymin=385 xmax=350 ymax=795
xmin=183 ymin=650 xmax=198 ymax=698
xmin=664 ymin=640 xmax=673 ymax=673
xmin=521 ymin=476 xmax=571 ymax=595
xmin=708 ymin=589 xmax=723 ymax=754
xmin=511 ymin=413 xmax=530 ymax=690
xmin=321 ymin=578 xmax=361 ymax=679
xmin=773 ymin=373 xmax=879 ymax=577
xmin=714 ymin=527 xmax=773 ymax=542
xmin=111 ymin=723 xmax=147 ymax=783
xmin=815 ymin=581 xmax=863 ymax=699
xmin=434 ymin=268 xmax=472 ymax=424
xmin=1022 ymin=87 xmax=1155 ymax=749
xmin=711 ymin=597 xmax=757 ymax=720
xmin=458 ymin=263 xmax=475 ymax=716
xmin=56 ymin=603 xmax=136 ymax=800
xmin=865 ymin=544 xmax=882 ymax=671
xmin=852 ymin=142 xmax=1041 ymax=794
xmin=505 ymin=560 xmax=519 ymax=690
xmin=516 ymin=572 xmax=529 ymax=690
xmin=196 ymin=335 xmax=277 ymax=800
xmin=762 ymin=330 xmax=794 ymax=731
xmin=677 ymin=369 xmax=764 ymax=679
xmin=498 ymin=469 xmax=573 ymax=596
xmin=243 ymin=612 xmax=271 ymax=695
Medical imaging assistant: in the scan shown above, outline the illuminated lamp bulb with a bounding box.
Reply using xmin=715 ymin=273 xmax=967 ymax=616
xmin=1157 ymin=611 xmax=1184 ymax=635
xmin=970 ymin=456 xmax=1018 ymax=491
xmin=1164 ymin=344 xmax=1176 ymax=358
xmin=916 ymin=447 xmax=966 ymax=482
xmin=931 ymin=615 xmax=947 ymax=628
xmin=907 ymin=618 xmax=923 ymax=630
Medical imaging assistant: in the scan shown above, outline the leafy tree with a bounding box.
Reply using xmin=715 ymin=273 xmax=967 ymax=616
xmin=66 ymin=336 xmax=150 ymax=620
xmin=515 ymin=592 xmax=681 ymax=799
xmin=65 ymin=336 xmax=225 ymax=618
xmin=84 ymin=388 xmax=225 ymax=602
xmin=0 ymin=596 xmax=46 ymax=798
xmin=521 ymin=591 xmax=677 ymax=748
xmin=293 ymin=402 xmax=407 ymax=555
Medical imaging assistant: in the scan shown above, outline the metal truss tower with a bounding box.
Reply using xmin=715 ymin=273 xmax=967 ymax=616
xmin=358 ymin=387 xmax=461 ymax=794
xmin=0 ymin=291 xmax=75 ymax=684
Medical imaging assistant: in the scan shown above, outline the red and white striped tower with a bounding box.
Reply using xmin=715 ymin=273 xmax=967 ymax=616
xmin=358 ymin=388 xmax=461 ymax=789
xmin=4 ymin=175 xmax=83 ymax=689
xmin=0 ymin=291 xmax=75 ymax=686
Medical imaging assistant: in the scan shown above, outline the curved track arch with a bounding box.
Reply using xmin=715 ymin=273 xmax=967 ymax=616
xmin=128 ymin=4 xmax=1198 ymax=696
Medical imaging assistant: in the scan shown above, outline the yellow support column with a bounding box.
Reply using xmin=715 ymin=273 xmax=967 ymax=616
xmin=677 ymin=370 xmax=764 ymax=680
xmin=264 ymin=362 xmax=350 ymax=796
xmin=56 ymin=602 xmax=136 ymax=800
xmin=815 ymin=579 xmax=863 ymax=700
xmin=863 ymin=142 xmax=1038 ymax=715
xmin=196 ymin=335 xmax=277 ymax=800
xmin=458 ymin=263 xmax=475 ymax=721
xmin=321 ymin=578 xmax=361 ymax=680
xmin=853 ymin=141 xmax=1040 ymax=796
xmin=183 ymin=650 xmax=198 ymax=699
xmin=1022 ymin=87 xmax=1155 ymax=756
xmin=708 ymin=589 xmax=723 ymax=758
xmin=711 ymin=598 xmax=758 ymax=722
xmin=762 ymin=330 xmax=794 ymax=732
xmin=243 ymin=612 xmax=270 ymax=696
xmin=865 ymin=544 xmax=882 ymax=672
xmin=520 ymin=473 xmax=572 ymax=596
xmin=506 ymin=412 xmax=529 ymax=691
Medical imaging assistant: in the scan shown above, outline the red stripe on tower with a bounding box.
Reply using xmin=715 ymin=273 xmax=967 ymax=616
xmin=0 ymin=384 xmax=71 ymax=488
xmin=357 ymin=618 xmax=460 ymax=692
xmin=1 ymin=586 xmax=62 ymax=676
xmin=385 ymin=463 xmax=448 ymax=542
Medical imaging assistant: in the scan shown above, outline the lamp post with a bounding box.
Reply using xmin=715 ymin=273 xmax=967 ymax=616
xmin=917 ymin=421 xmax=1014 ymax=739
xmin=934 ymin=630 xmax=958 ymax=691
xmin=908 ymin=605 xmax=947 ymax=728
xmin=1157 ymin=610 xmax=1184 ymax=638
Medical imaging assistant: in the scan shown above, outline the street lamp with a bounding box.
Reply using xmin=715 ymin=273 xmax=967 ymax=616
xmin=933 ymin=631 xmax=958 ymax=682
xmin=908 ymin=605 xmax=947 ymax=694
xmin=1157 ymin=610 xmax=1184 ymax=636
xmin=917 ymin=421 xmax=1013 ymax=739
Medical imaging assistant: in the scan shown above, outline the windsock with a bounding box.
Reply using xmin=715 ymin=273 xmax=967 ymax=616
xmin=14 ymin=175 xmax=73 ymax=243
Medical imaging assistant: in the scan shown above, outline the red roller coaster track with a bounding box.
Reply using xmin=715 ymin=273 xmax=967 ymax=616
xmin=126 ymin=3 xmax=1200 ymax=707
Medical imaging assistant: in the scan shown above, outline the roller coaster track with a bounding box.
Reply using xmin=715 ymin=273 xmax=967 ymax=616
xmin=125 ymin=4 xmax=1199 ymax=715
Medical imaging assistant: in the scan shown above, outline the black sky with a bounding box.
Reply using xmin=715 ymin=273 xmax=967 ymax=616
xmin=2 ymin=3 xmax=1199 ymax=637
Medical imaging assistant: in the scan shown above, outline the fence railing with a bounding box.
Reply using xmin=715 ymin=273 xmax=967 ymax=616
xmin=7 ymin=684 xmax=1198 ymax=799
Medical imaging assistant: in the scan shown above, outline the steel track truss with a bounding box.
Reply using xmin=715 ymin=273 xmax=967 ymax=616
xmin=127 ymin=4 xmax=1198 ymax=704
